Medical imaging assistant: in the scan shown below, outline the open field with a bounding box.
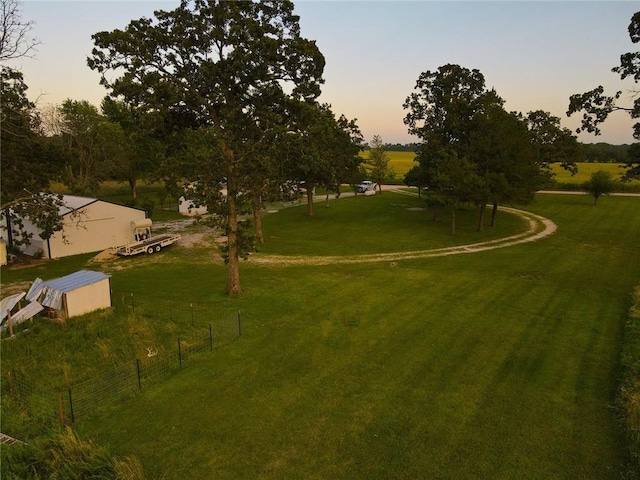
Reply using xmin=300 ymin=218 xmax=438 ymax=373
xmin=2 ymin=192 xmax=639 ymax=478
xmin=550 ymin=162 xmax=640 ymax=186
xmin=360 ymin=150 xmax=417 ymax=181
xmin=362 ymin=151 xmax=639 ymax=189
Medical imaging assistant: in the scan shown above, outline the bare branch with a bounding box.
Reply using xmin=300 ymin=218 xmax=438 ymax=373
xmin=0 ymin=0 xmax=40 ymax=61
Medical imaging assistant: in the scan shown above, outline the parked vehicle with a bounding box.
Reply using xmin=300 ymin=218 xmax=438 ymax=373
xmin=113 ymin=219 xmax=180 ymax=256
xmin=357 ymin=181 xmax=377 ymax=193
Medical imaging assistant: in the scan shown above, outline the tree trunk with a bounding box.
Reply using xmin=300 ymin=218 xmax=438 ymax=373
xmin=490 ymin=202 xmax=498 ymax=227
xmin=450 ymin=208 xmax=456 ymax=235
xmin=253 ymin=195 xmax=264 ymax=244
xmin=477 ymin=203 xmax=486 ymax=232
xmin=226 ymin=187 xmax=242 ymax=296
xmin=4 ymin=208 xmax=14 ymax=247
xmin=306 ymin=183 xmax=315 ymax=216
xmin=223 ymin=146 xmax=242 ymax=297
xmin=129 ymin=177 xmax=138 ymax=202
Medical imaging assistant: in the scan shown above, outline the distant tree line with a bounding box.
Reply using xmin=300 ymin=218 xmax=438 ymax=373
xmin=362 ymin=142 xmax=419 ymax=152
xmin=579 ymin=143 xmax=633 ymax=163
xmin=380 ymin=141 xmax=633 ymax=164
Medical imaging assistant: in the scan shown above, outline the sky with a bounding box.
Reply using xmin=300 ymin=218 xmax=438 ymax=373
xmin=6 ymin=0 xmax=639 ymax=145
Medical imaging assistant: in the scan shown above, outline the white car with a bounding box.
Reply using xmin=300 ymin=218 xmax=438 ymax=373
xmin=357 ymin=181 xmax=377 ymax=193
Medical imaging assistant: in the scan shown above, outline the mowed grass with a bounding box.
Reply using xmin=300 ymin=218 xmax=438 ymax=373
xmin=259 ymin=193 xmax=525 ymax=255
xmin=60 ymin=192 xmax=640 ymax=479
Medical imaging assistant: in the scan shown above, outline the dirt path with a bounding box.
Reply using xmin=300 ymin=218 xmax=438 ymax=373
xmin=250 ymin=189 xmax=557 ymax=266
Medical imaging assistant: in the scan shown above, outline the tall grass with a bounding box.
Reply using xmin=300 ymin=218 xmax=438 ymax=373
xmin=619 ymin=284 xmax=640 ymax=476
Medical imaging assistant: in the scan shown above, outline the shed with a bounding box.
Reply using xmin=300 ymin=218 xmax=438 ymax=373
xmin=25 ymin=270 xmax=111 ymax=319
xmin=2 ymin=195 xmax=146 ymax=259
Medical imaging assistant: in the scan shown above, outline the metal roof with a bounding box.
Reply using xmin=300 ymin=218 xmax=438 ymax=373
xmin=58 ymin=195 xmax=98 ymax=216
xmin=41 ymin=270 xmax=110 ymax=293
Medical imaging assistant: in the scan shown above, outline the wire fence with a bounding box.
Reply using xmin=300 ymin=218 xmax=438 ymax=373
xmin=3 ymin=296 xmax=242 ymax=428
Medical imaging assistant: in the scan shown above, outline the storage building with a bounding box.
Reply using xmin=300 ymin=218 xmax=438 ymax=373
xmin=25 ymin=270 xmax=112 ymax=319
xmin=2 ymin=195 xmax=146 ymax=259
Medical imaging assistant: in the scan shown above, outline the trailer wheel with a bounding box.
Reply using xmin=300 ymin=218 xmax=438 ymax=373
xmin=155 ymin=245 xmax=162 ymax=252
xmin=146 ymin=246 xmax=154 ymax=254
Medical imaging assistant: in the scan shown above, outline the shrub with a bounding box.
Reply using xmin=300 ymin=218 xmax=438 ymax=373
xmin=1 ymin=427 xmax=144 ymax=479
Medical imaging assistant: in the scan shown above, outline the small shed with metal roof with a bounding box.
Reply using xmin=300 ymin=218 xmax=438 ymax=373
xmin=2 ymin=195 xmax=146 ymax=259
xmin=25 ymin=270 xmax=111 ymax=319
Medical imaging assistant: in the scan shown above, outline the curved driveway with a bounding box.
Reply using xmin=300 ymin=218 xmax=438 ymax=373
xmin=250 ymin=188 xmax=557 ymax=266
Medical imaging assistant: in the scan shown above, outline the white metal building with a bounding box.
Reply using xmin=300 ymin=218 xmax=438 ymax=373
xmin=25 ymin=270 xmax=112 ymax=319
xmin=2 ymin=195 xmax=146 ymax=259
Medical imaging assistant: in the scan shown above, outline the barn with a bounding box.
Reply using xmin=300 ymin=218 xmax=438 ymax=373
xmin=25 ymin=270 xmax=112 ymax=320
xmin=2 ymin=195 xmax=146 ymax=259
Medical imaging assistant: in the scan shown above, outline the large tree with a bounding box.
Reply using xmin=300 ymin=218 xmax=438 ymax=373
xmin=284 ymin=101 xmax=362 ymax=216
xmin=53 ymin=99 xmax=126 ymax=196
xmin=522 ymin=110 xmax=580 ymax=181
xmin=568 ymin=11 xmax=640 ymax=180
xmin=470 ymin=105 xmax=541 ymax=229
xmin=101 ymin=98 xmax=164 ymax=202
xmin=89 ymin=0 xmax=324 ymax=295
xmin=403 ymin=64 xmax=504 ymax=234
xmin=0 ymin=67 xmax=66 ymax=247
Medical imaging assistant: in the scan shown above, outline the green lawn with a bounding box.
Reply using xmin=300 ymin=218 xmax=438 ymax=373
xmin=3 ymin=192 xmax=639 ymax=479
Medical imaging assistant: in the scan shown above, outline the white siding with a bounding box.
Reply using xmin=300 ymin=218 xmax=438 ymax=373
xmin=47 ymin=201 xmax=145 ymax=259
xmin=64 ymin=278 xmax=111 ymax=319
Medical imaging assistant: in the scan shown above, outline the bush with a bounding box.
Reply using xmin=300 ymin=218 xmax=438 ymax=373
xmin=1 ymin=427 xmax=144 ymax=479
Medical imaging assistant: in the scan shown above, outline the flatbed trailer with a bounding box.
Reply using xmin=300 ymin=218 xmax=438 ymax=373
xmin=115 ymin=233 xmax=181 ymax=256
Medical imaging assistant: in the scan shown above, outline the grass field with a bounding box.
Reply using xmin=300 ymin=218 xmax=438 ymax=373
xmin=364 ymin=151 xmax=639 ymax=189
xmin=360 ymin=150 xmax=417 ymax=181
xmin=550 ymin=162 xmax=638 ymax=185
xmin=3 ymin=192 xmax=637 ymax=478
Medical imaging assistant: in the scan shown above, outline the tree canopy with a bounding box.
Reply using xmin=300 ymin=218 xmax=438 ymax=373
xmin=522 ymin=110 xmax=580 ymax=179
xmin=403 ymin=64 xmax=541 ymax=233
xmin=568 ymin=10 xmax=640 ymax=180
xmin=88 ymin=0 xmax=325 ymax=295
xmin=0 ymin=0 xmax=39 ymax=61
xmin=0 ymin=67 xmax=67 ymax=247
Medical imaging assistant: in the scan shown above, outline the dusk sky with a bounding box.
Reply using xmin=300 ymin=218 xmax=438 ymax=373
xmin=7 ymin=1 xmax=638 ymax=145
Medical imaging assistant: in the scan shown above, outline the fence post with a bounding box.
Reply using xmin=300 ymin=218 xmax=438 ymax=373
xmin=209 ymin=324 xmax=213 ymax=351
xmin=136 ymin=359 xmax=142 ymax=391
xmin=68 ymin=388 xmax=75 ymax=423
xmin=178 ymin=338 xmax=182 ymax=368
xmin=237 ymin=311 xmax=242 ymax=336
